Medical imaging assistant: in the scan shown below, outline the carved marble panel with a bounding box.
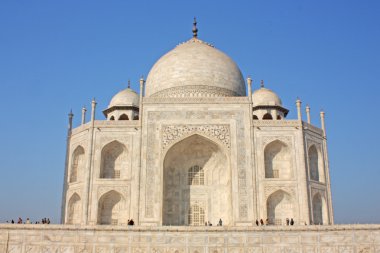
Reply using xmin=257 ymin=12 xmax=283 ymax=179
xmin=162 ymin=124 xmax=230 ymax=152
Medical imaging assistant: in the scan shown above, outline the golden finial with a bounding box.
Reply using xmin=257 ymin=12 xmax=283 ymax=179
xmin=192 ymin=17 xmax=198 ymax=38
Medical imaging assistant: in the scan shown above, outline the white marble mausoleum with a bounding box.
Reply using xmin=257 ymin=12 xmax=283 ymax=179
xmin=61 ymin=20 xmax=334 ymax=228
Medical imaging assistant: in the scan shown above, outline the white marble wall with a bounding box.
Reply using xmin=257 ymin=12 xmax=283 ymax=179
xmin=0 ymin=224 xmax=379 ymax=253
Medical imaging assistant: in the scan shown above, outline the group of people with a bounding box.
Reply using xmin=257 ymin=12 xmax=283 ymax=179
xmin=204 ymin=218 xmax=223 ymax=226
xmin=6 ymin=217 xmax=51 ymax=224
xmin=255 ymin=218 xmax=295 ymax=226
xmin=127 ymin=219 xmax=135 ymax=225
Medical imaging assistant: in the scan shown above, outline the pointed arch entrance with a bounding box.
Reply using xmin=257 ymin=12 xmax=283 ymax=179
xmin=266 ymin=190 xmax=294 ymax=225
xmin=162 ymin=134 xmax=231 ymax=226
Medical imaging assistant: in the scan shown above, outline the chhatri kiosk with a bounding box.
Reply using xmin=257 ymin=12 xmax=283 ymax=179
xmin=61 ymin=19 xmax=333 ymax=227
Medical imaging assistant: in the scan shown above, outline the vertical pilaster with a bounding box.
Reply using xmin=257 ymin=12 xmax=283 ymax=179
xmin=306 ymin=105 xmax=311 ymax=124
xmin=61 ymin=110 xmax=73 ymax=224
xmin=82 ymin=99 xmax=96 ymax=225
xmin=295 ymin=98 xmax=311 ymax=224
xmin=137 ymin=77 xmax=145 ymax=224
xmin=81 ymin=106 xmax=87 ymax=125
xmin=296 ymin=98 xmax=302 ymax=121
xmin=247 ymin=77 xmax=257 ymax=222
xmin=247 ymin=77 xmax=252 ymax=103
xmin=320 ymin=110 xmax=334 ymax=224
xmin=139 ymin=77 xmax=144 ymax=126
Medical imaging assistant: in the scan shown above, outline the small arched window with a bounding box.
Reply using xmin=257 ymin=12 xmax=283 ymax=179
xmin=110 ymin=116 xmax=115 ymax=121
xmin=119 ymin=114 xmax=129 ymax=120
xmin=277 ymin=115 xmax=282 ymax=120
xmin=253 ymin=115 xmax=259 ymax=120
xmin=263 ymin=113 xmax=273 ymax=120
xmin=188 ymin=165 xmax=204 ymax=185
xmin=133 ymin=115 xmax=139 ymax=120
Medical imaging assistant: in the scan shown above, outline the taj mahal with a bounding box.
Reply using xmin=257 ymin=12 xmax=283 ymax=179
xmin=1 ymin=20 xmax=379 ymax=253
xmin=61 ymin=19 xmax=333 ymax=228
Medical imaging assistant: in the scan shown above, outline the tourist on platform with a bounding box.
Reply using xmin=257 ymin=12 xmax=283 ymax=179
xmin=290 ymin=218 xmax=294 ymax=226
xmin=260 ymin=219 xmax=264 ymax=226
xmin=218 ymin=219 xmax=222 ymax=226
xmin=26 ymin=218 xmax=31 ymax=224
xmin=286 ymin=218 xmax=290 ymax=226
xmin=255 ymin=219 xmax=259 ymax=226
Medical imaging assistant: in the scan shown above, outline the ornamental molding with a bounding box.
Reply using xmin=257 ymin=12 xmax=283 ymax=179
xmin=150 ymin=85 xmax=241 ymax=98
xmin=67 ymin=188 xmax=82 ymax=200
xmin=254 ymin=120 xmax=299 ymax=127
xmin=306 ymin=138 xmax=323 ymax=151
xmin=303 ymin=122 xmax=323 ymax=135
xmin=311 ymin=187 xmax=326 ymax=199
xmin=264 ymin=185 xmax=297 ymax=199
xmin=261 ymin=135 xmax=293 ymax=148
xmin=97 ymin=185 xmax=129 ymax=200
xmin=143 ymin=96 xmax=249 ymax=104
xmin=161 ymin=124 xmax=230 ymax=153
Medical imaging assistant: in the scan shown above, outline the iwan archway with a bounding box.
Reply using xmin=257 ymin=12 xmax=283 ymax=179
xmin=162 ymin=134 xmax=231 ymax=226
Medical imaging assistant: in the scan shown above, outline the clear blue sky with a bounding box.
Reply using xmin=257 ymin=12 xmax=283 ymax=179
xmin=0 ymin=0 xmax=379 ymax=224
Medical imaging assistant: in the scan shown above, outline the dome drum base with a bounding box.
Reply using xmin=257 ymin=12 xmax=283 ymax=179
xmin=150 ymin=85 xmax=241 ymax=98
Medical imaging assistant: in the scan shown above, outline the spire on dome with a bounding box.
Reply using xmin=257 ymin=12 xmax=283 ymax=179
xmin=192 ymin=17 xmax=198 ymax=38
xmin=260 ymin=80 xmax=264 ymax=88
xmin=128 ymin=80 xmax=131 ymax=89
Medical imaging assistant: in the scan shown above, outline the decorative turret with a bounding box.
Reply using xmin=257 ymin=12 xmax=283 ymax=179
xmin=103 ymin=81 xmax=140 ymax=121
xmin=251 ymin=80 xmax=289 ymax=120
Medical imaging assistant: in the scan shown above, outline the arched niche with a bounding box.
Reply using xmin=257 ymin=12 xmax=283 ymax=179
xmin=253 ymin=115 xmax=259 ymax=120
xmin=67 ymin=193 xmax=81 ymax=224
xmin=70 ymin=146 xmax=85 ymax=183
xmin=264 ymin=140 xmax=292 ymax=179
xmin=97 ymin=190 xmax=125 ymax=225
xmin=308 ymin=145 xmax=325 ymax=182
xmin=119 ymin=114 xmax=129 ymax=120
xmin=162 ymin=134 xmax=231 ymax=226
xmin=100 ymin=141 xmax=126 ymax=179
xmin=312 ymin=193 xmax=328 ymax=225
xmin=263 ymin=113 xmax=273 ymax=120
xmin=266 ymin=190 xmax=294 ymax=225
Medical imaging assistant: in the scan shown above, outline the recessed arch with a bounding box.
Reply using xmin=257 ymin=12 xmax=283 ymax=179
xmin=100 ymin=141 xmax=126 ymax=179
xmin=312 ymin=193 xmax=326 ymax=225
xmin=119 ymin=114 xmax=129 ymax=120
xmin=70 ymin=146 xmax=85 ymax=183
xmin=253 ymin=115 xmax=259 ymax=120
xmin=110 ymin=116 xmax=115 ymax=120
xmin=67 ymin=193 xmax=81 ymax=224
xmin=97 ymin=190 xmax=125 ymax=225
xmin=266 ymin=190 xmax=294 ymax=225
xmin=162 ymin=134 xmax=231 ymax=226
xmin=264 ymin=140 xmax=292 ymax=179
xmin=308 ymin=145 xmax=325 ymax=182
xmin=263 ymin=113 xmax=273 ymax=120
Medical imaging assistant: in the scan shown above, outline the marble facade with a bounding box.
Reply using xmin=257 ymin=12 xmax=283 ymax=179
xmin=61 ymin=24 xmax=334 ymax=228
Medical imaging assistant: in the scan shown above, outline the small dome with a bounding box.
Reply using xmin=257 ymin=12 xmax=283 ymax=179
xmin=252 ymin=87 xmax=282 ymax=106
xmin=108 ymin=88 xmax=139 ymax=108
xmin=145 ymin=38 xmax=246 ymax=98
